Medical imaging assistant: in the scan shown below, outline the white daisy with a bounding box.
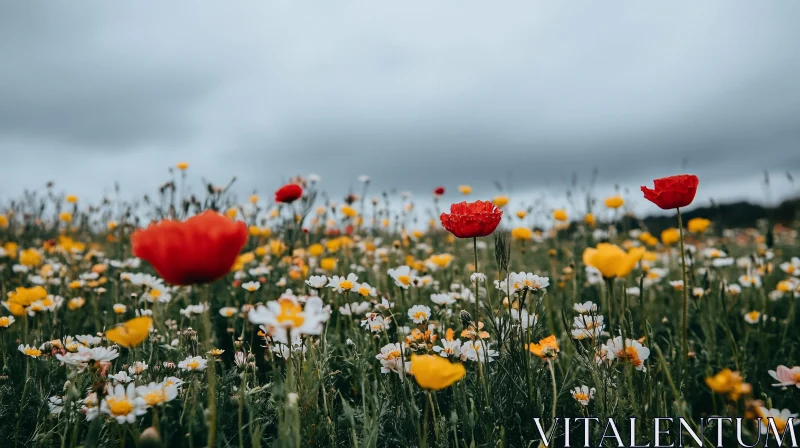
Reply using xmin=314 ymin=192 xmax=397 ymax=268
xmin=101 ymin=384 xmax=147 ymax=424
xmin=407 ymin=305 xmax=432 ymax=324
xmin=327 ymin=273 xmax=359 ymax=293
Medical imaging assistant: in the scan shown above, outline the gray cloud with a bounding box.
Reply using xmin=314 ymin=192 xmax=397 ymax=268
xmin=1 ymin=1 xmax=799 ymax=215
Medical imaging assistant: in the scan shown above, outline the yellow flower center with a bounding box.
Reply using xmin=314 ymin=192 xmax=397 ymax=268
xmin=788 ymin=265 xmax=796 ymax=274
xmin=397 ymin=275 xmax=411 ymax=286
xmin=574 ymin=393 xmax=589 ymax=402
xmin=339 ymin=280 xmax=354 ymax=290
xmin=0 ymin=317 xmax=10 ymax=327
xmin=746 ymin=311 xmax=760 ymax=321
xmin=357 ymin=287 xmax=370 ymax=297
xmin=106 ymin=398 xmax=134 ymax=416
xmin=793 ymin=372 xmax=800 ymax=383
xmin=150 ymin=289 xmax=162 ymax=299
xmin=276 ymin=299 xmax=305 ymax=327
xmin=618 ymin=346 xmax=642 ymax=367
xmin=24 ymin=348 xmax=42 ymax=357
xmin=42 ymin=298 xmax=53 ymax=307
xmin=187 ymin=360 xmax=200 ymax=370
xmin=413 ymin=311 xmax=428 ymax=321
xmin=386 ymin=350 xmax=401 ymax=359
xmin=143 ymin=390 xmax=166 ymax=406
xmin=224 ymin=310 xmax=235 ymax=317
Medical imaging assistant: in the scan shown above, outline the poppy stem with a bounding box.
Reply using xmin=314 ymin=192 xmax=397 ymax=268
xmin=676 ymin=207 xmax=689 ymax=363
xmin=473 ymin=237 xmax=479 ymax=324
xmin=203 ymin=286 xmax=218 ymax=448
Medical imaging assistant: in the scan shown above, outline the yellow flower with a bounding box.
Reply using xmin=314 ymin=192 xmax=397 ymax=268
xmin=660 ymin=228 xmax=680 ymax=246
xmin=6 ymin=286 xmax=47 ymax=310
xmin=177 ymin=162 xmax=189 ymax=170
xmin=106 ymin=316 xmax=152 ymax=348
xmin=68 ymin=297 xmax=85 ymax=310
xmin=270 ymin=240 xmax=287 ymax=256
xmin=604 ymin=195 xmax=624 ymax=209
xmin=526 ymin=335 xmax=560 ymax=359
xmin=225 ymin=208 xmax=238 ymax=219
xmin=584 ymin=213 xmax=596 ymax=227
xmin=65 ymin=194 xmax=78 ymax=204
xmin=687 ymin=218 xmax=711 ymax=234
xmin=0 ymin=214 xmax=8 ymax=228
xmin=249 ymin=195 xmax=259 ymax=204
xmin=308 ymin=244 xmax=324 ymax=257
xmin=458 ymin=185 xmax=472 ymax=195
xmin=59 ymin=212 xmax=73 ymax=223
xmin=410 ymin=354 xmax=466 ymax=390
xmin=107 ymin=221 xmax=118 ymax=230
xmin=0 ymin=316 xmax=14 ymax=328
xmin=553 ymin=209 xmax=568 ymax=222
xmin=705 ymin=369 xmax=751 ymax=401
xmin=19 ymin=249 xmax=42 ymax=267
xmin=341 ymin=206 xmax=357 ymax=218
xmin=583 ymin=244 xmax=645 ymax=278
xmin=427 ymin=254 xmax=453 ymax=269
xmin=492 ymin=196 xmax=509 ymax=208
xmin=516 ymin=210 xmax=527 ymax=219
xmin=208 ymin=349 xmax=225 ymax=356
xmin=511 ymin=227 xmax=533 ymax=241
xmin=320 ymin=258 xmax=337 ymax=271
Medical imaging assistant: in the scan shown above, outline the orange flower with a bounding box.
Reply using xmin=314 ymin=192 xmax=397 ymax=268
xmin=527 ymin=335 xmax=560 ymax=359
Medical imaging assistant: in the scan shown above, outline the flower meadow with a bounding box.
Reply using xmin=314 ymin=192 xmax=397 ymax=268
xmin=0 ymin=167 xmax=798 ymax=447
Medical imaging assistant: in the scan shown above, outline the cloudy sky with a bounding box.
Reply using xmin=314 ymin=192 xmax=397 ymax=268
xmin=2 ymin=1 xmax=799 ymax=219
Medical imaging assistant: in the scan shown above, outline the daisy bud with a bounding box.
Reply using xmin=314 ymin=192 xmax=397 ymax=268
xmin=139 ymin=427 xmax=161 ymax=448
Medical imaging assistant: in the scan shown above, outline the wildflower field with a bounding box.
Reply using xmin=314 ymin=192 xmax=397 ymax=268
xmin=0 ymin=167 xmax=798 ymax=447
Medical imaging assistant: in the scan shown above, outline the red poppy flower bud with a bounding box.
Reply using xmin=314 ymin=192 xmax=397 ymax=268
xmin=641 ymin=174 xmax=699 ymax=210
xmin=274 ymin=184 xmax=303 ymax=204
xmin=433 ymin=186 xmax=445 ymax=196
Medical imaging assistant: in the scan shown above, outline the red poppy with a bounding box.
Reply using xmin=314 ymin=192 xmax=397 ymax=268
xmin=440 ymin=200 xmax=503 ymax=238
xmin=132 ymin=210 xmax=248 ymax=286
xmin=641 ymin=174 xmax=699 ymax=210
xmin=275 ymin=184 xmax=303 ymax=204
xmin=433 ymin=186 xmax=445 ymax=196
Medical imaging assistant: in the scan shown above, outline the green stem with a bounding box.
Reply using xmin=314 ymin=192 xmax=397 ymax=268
xmin=677 ymin=207 xmax=689 ymax=363
xmin=203 ymin=287 xmax=217 ymax=448
xmin=473 ymin=237 xmax=479 ymax=323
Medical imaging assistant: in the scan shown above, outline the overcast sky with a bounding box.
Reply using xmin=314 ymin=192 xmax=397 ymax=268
xmin=2 ymin=1 xmax=799 ymax=220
